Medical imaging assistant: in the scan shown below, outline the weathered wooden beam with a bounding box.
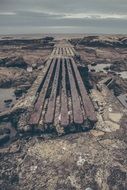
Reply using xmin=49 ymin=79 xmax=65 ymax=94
xmin=63 ymin=48 xmax=66 ymax=56
xmin=66 ymin=59 xmax=83 ymax=125
xmin=44 ymin=58 xmax=61 ymax=124
xmin=69 ymin=48 xmax=74 ymax=56
xmin=61 ymin=58 xmax=69 ymax=127
xmin=66 ymin=47 xmax=70 ymax=56
xmin=55 ymin=48 xmax=59 ymax=55
xmin=51 ymin=48 xmax=56 ymax=56
xmin=29 ymin=58 xmax=56 ymax=125
xmin=70 ymin=58 xmax=97 ymax=122
xmin=64 ymin=48 xmax=68 ymax=56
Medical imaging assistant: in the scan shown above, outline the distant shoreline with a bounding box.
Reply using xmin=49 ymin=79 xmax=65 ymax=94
xmin=0 ymin=33 xmax=126 ymax=40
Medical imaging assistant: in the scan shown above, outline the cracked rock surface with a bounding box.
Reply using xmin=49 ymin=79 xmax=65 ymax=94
xmin=0 ymin=117 xmax=126 ymax=190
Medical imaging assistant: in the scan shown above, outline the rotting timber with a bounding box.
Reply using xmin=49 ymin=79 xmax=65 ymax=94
xmin=27 ymin=41 xmax=97 ymax=134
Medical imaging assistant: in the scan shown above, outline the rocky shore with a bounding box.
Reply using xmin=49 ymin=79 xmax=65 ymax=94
xmin=0 ymin=35 xmax=126 ymax=190
xmin=0 ymin=36 xmax=53 ymax=148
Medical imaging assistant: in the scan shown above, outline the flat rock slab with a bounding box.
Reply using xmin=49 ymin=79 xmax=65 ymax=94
xmin=108 ymin=113 xmax=123 ymax=123
xmin=0 ymin=128 xmax=126 ymax=190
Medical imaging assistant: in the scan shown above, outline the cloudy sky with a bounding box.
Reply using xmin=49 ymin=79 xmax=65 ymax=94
xmin=0 ymin=0 xmax=127 ymax=34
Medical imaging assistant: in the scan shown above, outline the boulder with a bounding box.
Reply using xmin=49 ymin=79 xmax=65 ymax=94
xmin=5 ymin=56 xmax=27 ymax=69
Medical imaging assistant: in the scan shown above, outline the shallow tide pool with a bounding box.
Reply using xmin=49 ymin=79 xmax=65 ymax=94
xmin=0 ymin=88 xmax=16 ymax=113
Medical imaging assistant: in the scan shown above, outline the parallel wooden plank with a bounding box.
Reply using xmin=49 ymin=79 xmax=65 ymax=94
xmin=66 ymin=59 xmax=83 ymax=125
xmin=61 ymin=48 xmax=63 ymax=55
xmin=67 ymin=47 xmax=72 ymax=56
xmin=55 ymin=48 xmax=59 ymax=55
xmin=63 ymin=48 xmax=66 ymax=56
xmin=54 ymin=48 xmax=57 ymax=55
xmin=58 ymin=48 xmax=60 ymax=55
xmin=61 ymin=58 xmax=69 ymax=127
xmin=66 ymin=47 xmax=70 ymax=56
xmin=70 ymin=58 xmax=97 ymax=122
xmin=51 ymin=48 xmax=56 ymax=56
xmin=59 ymin=48 xmax=61 ymax=55
xmin=69 ymin=48 xmax=74 ymax=56
xmin=29 ymin=58 xmax=56 ymax=125
xmin=45 ymin=58 xmax=61 ymax=124
xmin=65 ymin=48 xmax=69 ymax=56
xmin=72 ymin=47 xmax=76 ymax=55
xmin=65 ymin=47 xmax=67 ymax=56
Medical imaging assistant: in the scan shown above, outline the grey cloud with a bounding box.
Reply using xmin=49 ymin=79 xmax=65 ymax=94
xmin=0 ymin=0 xmax=127 ymax=34
xmin=0 ymin=0 xmax=127 ymax=14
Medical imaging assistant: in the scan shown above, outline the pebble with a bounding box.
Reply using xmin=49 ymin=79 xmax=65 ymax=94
xmin=85 ymin=188 xmax=93 ymax=190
